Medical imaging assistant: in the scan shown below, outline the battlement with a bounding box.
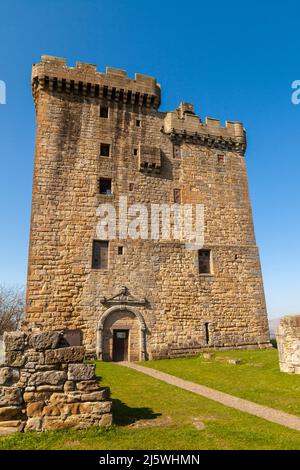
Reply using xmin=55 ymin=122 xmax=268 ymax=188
xmin=163 ymin=103 xmax=246 ymax=155
xmin=32 ymin=55 xmax=161 ymax=108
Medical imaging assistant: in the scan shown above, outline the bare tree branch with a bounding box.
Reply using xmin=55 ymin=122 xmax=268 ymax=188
xmin=0 ymin=284 xmax=25 ymax=336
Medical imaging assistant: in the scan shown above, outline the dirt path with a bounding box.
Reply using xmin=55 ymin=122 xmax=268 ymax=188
xmin=120 ymin=362 xmax=300 ymax=432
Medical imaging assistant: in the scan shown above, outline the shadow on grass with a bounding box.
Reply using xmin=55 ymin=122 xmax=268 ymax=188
xmin=112 ymin=398 xmax=161 ymax=426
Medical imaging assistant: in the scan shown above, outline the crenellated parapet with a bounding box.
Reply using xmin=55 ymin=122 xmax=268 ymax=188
xmin=32 ymin=55 xmax=161 ymax=108
xmin=162 ymin=102 xmax=246 ymax=155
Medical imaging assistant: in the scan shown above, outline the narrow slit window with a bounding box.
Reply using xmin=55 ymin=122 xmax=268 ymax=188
xmin=100 ymin=143 xmax=110 ymax=157
xmin=173 ymin=188 xmax=181 ymax=203
xmin=100 ymin=106 xmax=109 ymax=118
xmin=99 ymin=177 xmax=112 ymax=195
xmin=173 ymin=144 xmax=181 ymax=159
xmin=118 ymin=246 xmax=123 ymax=255
xmin=198 ymin=250 xmax=211 ymax=274
xmin=92 ymin=240 xmax=108 ymax=269
xmin=136 ymin=119 xmax=141 ymax=127
xmin=129 ymin=183 xmax=134 ymax=191
xmin=133 ymin=148 xmax=138 ymax=156
xmin=204 ymin=322 xmax=210 ymax=344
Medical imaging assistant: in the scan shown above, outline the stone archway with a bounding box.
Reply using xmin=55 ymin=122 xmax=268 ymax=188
xmin=96 ymin=305 xmax=147 ymax=362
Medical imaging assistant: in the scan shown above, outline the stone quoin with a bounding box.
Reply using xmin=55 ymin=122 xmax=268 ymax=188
xmin=25 ymin=55 xmax=270 ymax=361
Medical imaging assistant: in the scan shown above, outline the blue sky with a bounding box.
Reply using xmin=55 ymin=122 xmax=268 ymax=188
xmin=0 ymin=0 xmax=299 ymax=319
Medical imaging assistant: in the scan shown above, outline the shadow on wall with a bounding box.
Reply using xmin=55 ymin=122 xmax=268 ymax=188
xmin=111 ymin=398 xmax=161 ymax=426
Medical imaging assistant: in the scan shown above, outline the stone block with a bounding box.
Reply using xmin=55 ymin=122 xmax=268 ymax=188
xmin=227 ymin=359 xmax=242 ymax=365
xmin=45 ymin=346 xmax=85 ymax=364
xmin=80 ymin=390 xmax=109 ymax=402
xmin=28 ymin=370 xmax=67 ymax=386
xmin=0 ymin=367 xmax=19 ymax=386
xmin=79 ymin=401 xmax=112 ymax=415
xmin=68 ymin=364 xmax=95 ymax=381
xmin=25 ymin=417 xmax=43 ymax=432
xmin=0 ymin=420 xmax=24 ymax=436
xmin=0 ymin=386 xmax=23 ymax=406
xmin=0 ymin=406 xmax=23 ymax=420
xmin=28 ymin=331 xmax=62 ymax=351
xmin=75 ymin=380 xmax=101 ymax=392
xmin=5 ymin=351 xmax=26 ymax=367
xmin=4 ymin=331 xmax=26 ymax=352
xmin=26 ymin=401 xmax=44 ymax=417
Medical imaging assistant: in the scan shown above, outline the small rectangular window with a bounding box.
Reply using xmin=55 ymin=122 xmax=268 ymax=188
xmin=118 ymin=246 xmax=123 ymax=255
xmin=198 ymin=250 xmax=211 ymax=274
xmin=92 ymin=240 xmax=108 ymax=269
xmin=173 ymin=144 xmax=181 ymax=159
xmin=217 ymin=154 xmax=225 ymax=164
xmin=136 ymin=119 xmax=141 ymax=127
xmin=133 ymin=148 xmax=138 ymax=156
xmin=99 ymin=177 xmax=112 ymax=195
xmin=100 ymin=106 xmax=109 ymax=118
xmin=129 ymin=183 xmax=134 ymax=191
xmin=173 ymin=188 xmax=181 ymax=203
xmin=100 ymin=143 xmax=110 ymax=157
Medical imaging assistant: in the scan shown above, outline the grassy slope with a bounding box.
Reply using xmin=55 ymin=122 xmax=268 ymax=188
xmin=143 ymin=349 xmax=300 ymax=416
xmin=0 ymin=359 xmax=300 ymax=450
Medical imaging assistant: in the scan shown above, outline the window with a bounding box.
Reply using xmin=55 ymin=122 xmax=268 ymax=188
xmin=217 ymin=153 xmax=225 ymax=164
xmin=118 ymin=246 xmax=123 ymax=255
xmin=173 ymin=144 xmax=181 ymax=159
xmin=204 ymin=322 xmax=210 ymax=344
xmin=136 ymin=119 xmax=141 ymax=127
xmin=133 ymin=148 xmax=138 ymax=156
xmin=129 ymin=183 xmax=134 ymax=191
xmin=100 ymin=143 xmax=110 ymax=157
xmin=173 ymin=188 xmax=181 ymax=203
xmin=99 ymin=177 xmax=112 ymax=195
xmin=100 ymin=106 xmax=109 ymax=118
xmin=92 ymin=240 xmax=108 ymax=269
xmin=198 ymin=250 xmax=211 ymax=274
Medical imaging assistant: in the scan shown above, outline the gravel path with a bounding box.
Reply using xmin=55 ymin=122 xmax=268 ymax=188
xmin=120 ymin=362 xmax=300 ymax=432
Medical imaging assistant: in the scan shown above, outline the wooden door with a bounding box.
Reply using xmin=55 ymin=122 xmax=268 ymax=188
xmin=112 ymin=330 xmax=129 ymax=362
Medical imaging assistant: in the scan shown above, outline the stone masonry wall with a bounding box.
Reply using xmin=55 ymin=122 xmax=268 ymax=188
xmin=25 ymin=55 xmax=270 ymax=359
xmin=0 ymin=330 xmax=112 ymax=436
xmin=276 ymin=315 xmax=300 ymax=374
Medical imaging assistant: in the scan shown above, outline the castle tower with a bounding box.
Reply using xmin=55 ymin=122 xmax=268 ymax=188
xmin=25 ymin=55 xmax=270 ymax=359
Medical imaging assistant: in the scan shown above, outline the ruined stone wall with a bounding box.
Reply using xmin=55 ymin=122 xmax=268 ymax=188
xmin=0 ymin=330 xmax=111 ymax=435
xmin=276 ymin=316 xmax=300 ymax=374
xmin=25 ymin=55 xmax=270 ymax=359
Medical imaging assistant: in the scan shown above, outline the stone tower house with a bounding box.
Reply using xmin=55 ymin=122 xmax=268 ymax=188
xmin=25 ymin=55 xmax=270 ymax=360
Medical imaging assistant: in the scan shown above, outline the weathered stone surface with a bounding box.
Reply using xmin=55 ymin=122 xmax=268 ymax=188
xmin=5 ymin=351 xmax=26 ymax=367
xmin=80 ymin=390 xmax=110 ymax=402
xmin=0 ymin=329 xmax=112 ymax=433
xmin=4 ymin=331 xmax=26 ymax=352
xmin=25 ymin=417 xmax=42 ymax=432
xmin=36 ymin=385 xmax=64 ymax=392
xmin=23 ymin=391 xmax=52 ymax=403
xmin=0 ymin=387 xmax=23 ymax=406
xmin=28 ymin=370 xmax=67 ymax=386
xmin=0 ymin=406 xmax=23 ymax=420
xmin=202 ymin=353 xmax=214 ymax=360
xmin=28 ymin=331 xmax=62 ymax=351
xmin=76 ymin=380 xmax=101 ymax=392
xmin=45 ymin=346 xmax=85 ymax=364
xmin=0 ymin=367 xmax=19 ymax=386
xmin=276 ymin=315 xmax=300 ymax=374
xmin=64 ymin=380 xmax=75 ymax=392
xmin=0 ymin=420 xmax=24 ymax=436
xmin=79 ymin=401 xmax=112 ymax=414
xmin=68 ymin=364 xmax=95 ymax=381
xmin=26 ymin=401 xmax=44 ymax=417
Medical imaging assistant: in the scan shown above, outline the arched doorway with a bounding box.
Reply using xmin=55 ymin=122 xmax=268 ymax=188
xmin=97 ymin=305 xmax=147 ymax=362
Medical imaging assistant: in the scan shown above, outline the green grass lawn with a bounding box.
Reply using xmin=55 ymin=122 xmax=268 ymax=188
xmin=143 ymin=348 xmax=300 ymax=416
xmin=1 ymin=354 xmax=300 ymax=450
